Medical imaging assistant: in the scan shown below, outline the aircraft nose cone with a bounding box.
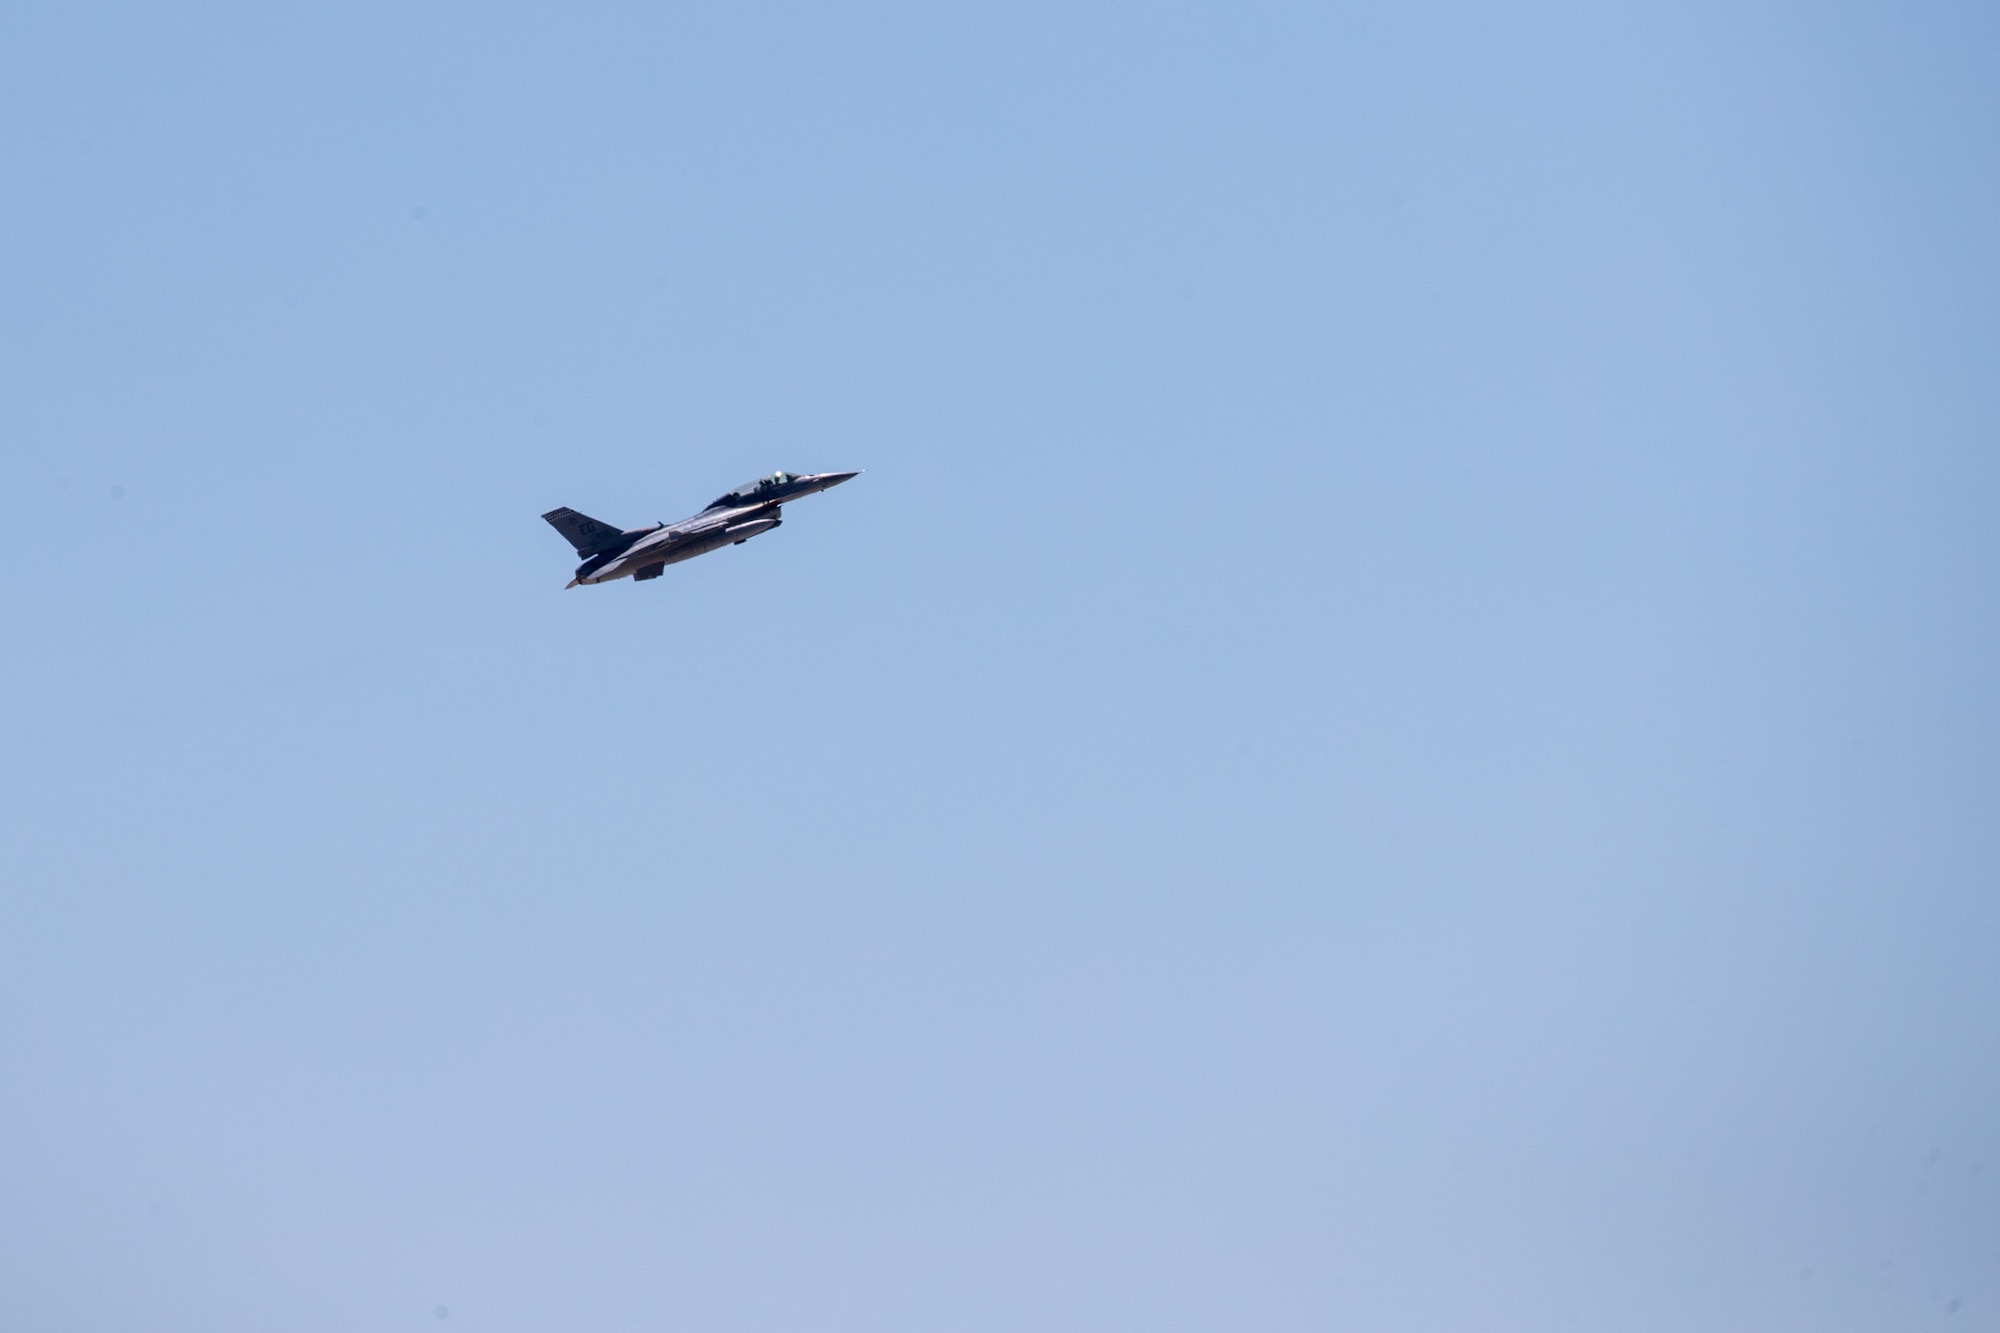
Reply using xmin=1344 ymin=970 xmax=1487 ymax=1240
xmin=818 ymin=470 xmax=860 ymax=488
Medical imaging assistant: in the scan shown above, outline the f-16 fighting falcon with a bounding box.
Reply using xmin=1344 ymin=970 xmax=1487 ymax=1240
xmin=542 ymin=470 xmax=859 ymax=587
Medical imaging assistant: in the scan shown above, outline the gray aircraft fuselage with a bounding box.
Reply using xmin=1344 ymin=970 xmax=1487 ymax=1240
xmin=543 ymin=470 xmax=858 ymax=587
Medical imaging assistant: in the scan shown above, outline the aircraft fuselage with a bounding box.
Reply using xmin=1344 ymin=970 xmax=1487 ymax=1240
xmin=573 ymin=502 xmax=783 ymax=584
xmin=545 ymin=470 xmax=858 ymax=587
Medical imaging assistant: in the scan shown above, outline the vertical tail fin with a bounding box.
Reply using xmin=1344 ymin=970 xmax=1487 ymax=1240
xmin=542 ymin=507 xmax=626 ymax=554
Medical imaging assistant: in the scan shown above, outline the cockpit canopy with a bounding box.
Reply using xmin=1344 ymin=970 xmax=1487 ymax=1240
xmin=706 ymin=471 xmax=798 ymax=510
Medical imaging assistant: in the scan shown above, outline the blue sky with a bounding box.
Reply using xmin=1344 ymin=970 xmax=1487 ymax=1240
xmin=3 ymin=3 xmax=1997 ymax=1329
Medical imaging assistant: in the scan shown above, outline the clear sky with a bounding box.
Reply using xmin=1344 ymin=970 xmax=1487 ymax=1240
xmin=3 ymin=2 xmax=1997 ymax=1329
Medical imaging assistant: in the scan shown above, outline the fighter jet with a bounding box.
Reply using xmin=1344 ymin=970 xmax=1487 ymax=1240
xmin=543 ymin=470 xmax=859 ymax=587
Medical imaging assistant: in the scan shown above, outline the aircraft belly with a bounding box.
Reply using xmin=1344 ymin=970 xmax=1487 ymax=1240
xmin=667 ymin=532 xmax=733 ymax=562
xmin=721 ymin=517 xmax=779 ymax=543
